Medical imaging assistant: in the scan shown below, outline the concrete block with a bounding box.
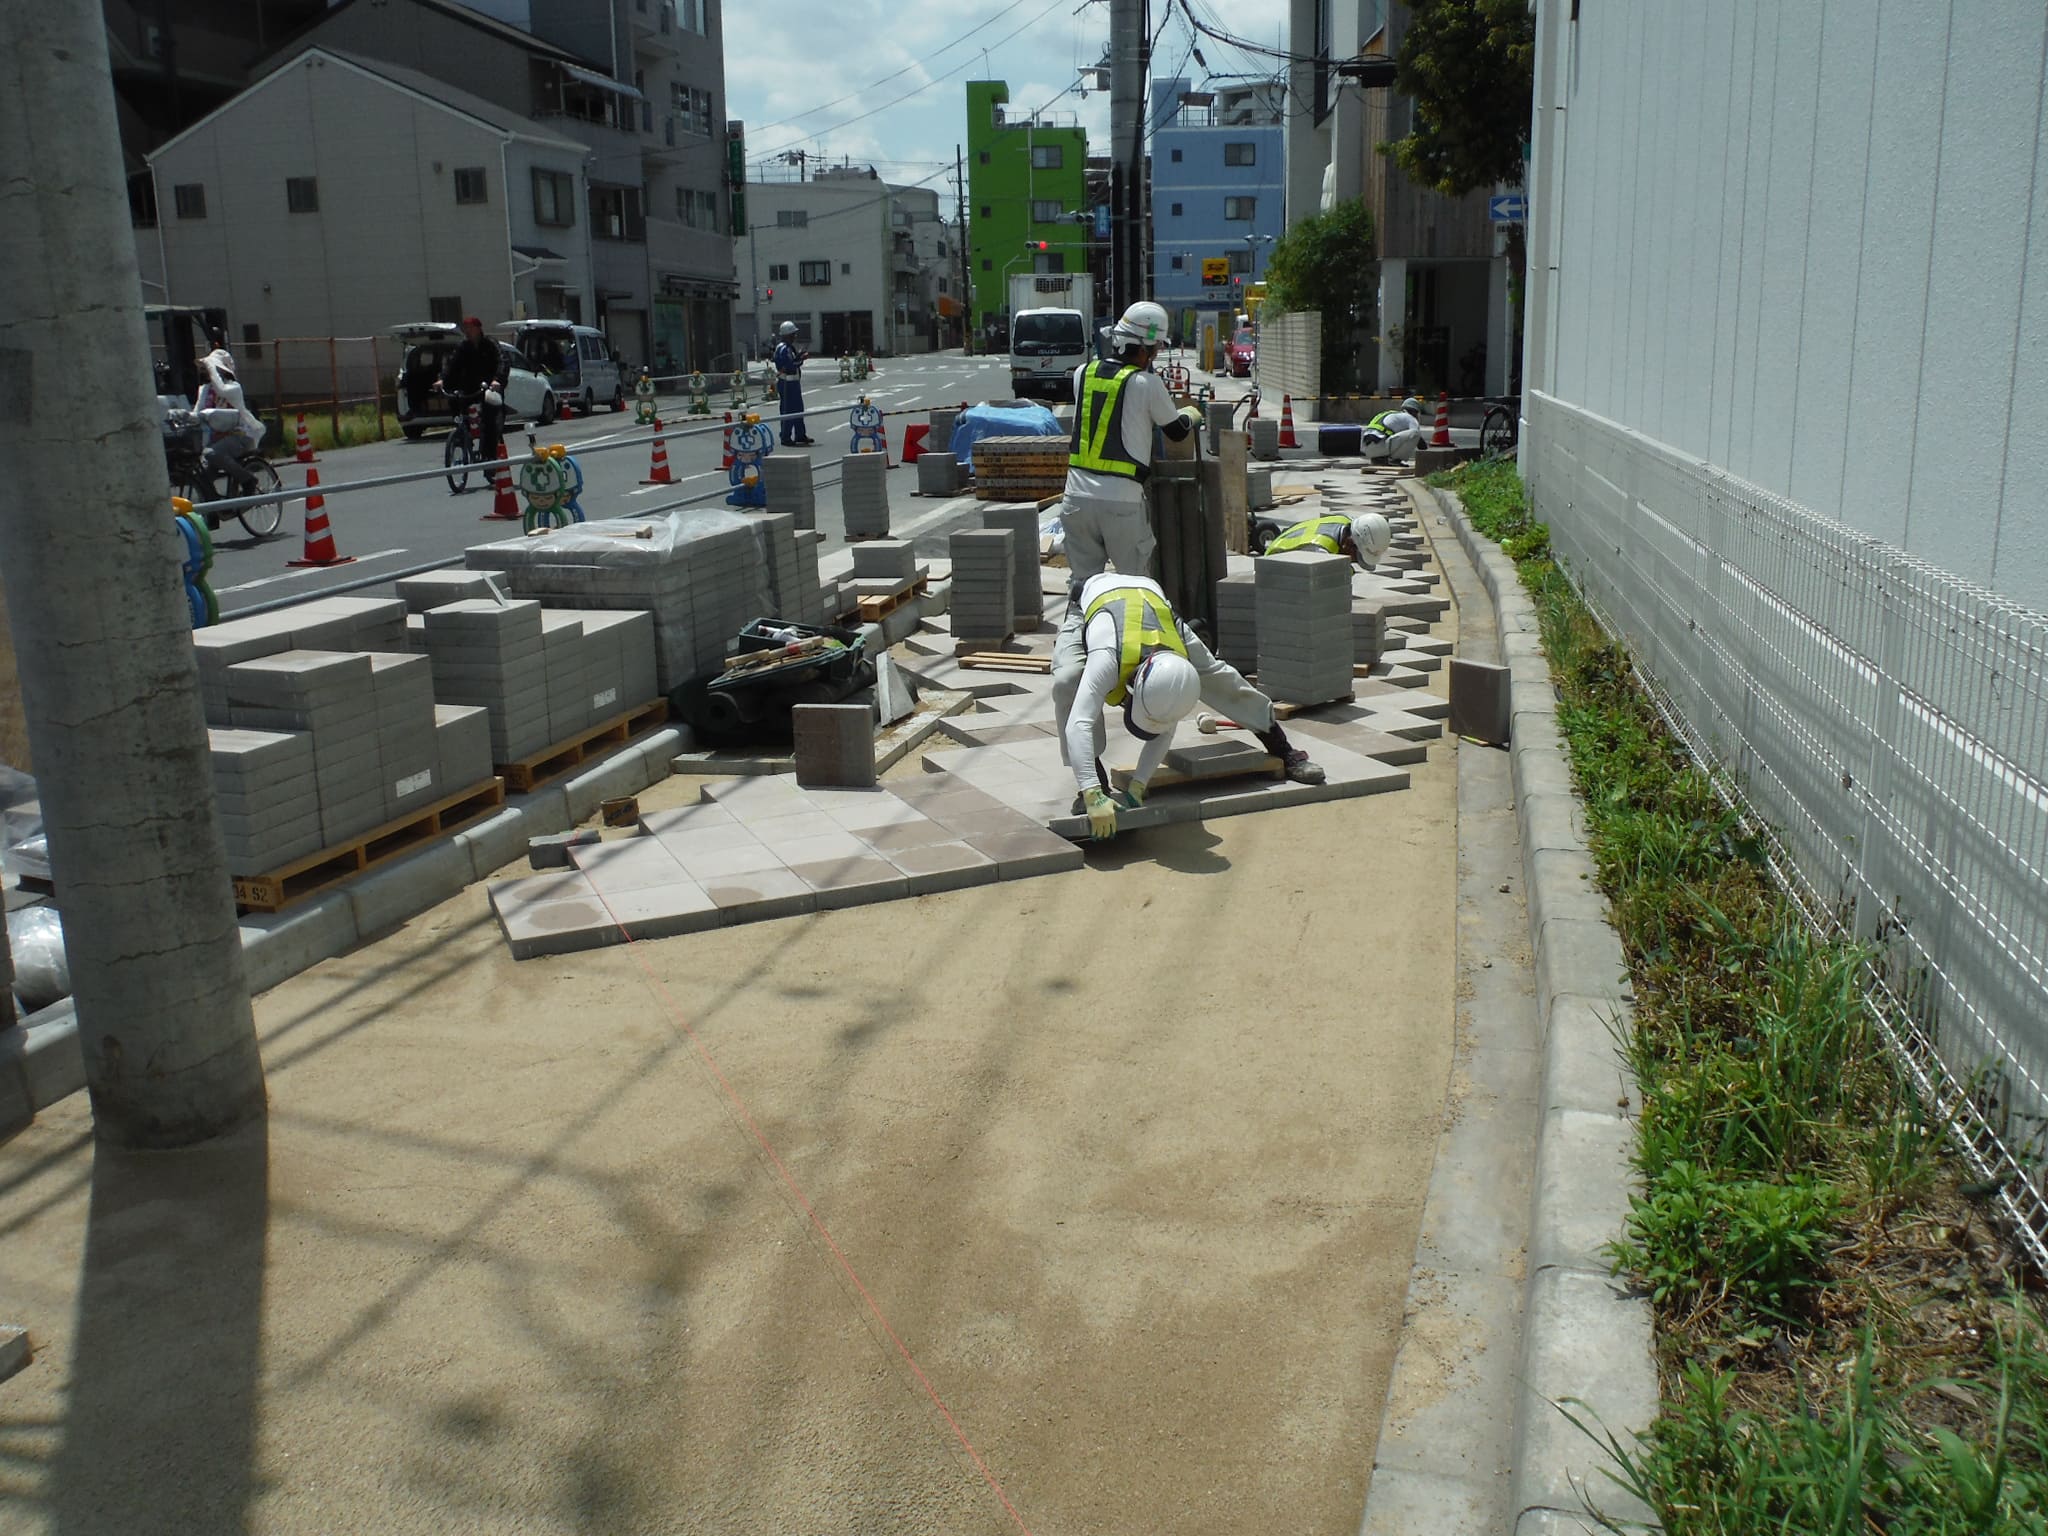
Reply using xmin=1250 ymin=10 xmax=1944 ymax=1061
xmin=1526 ymin=847 xmax=1611 ymax=936
xmin=1528 ymin=1107 xmax=1640 ymax=1274
xmin=700 ymin=866 xmax=819 ymax=923
xmin=1448 ymin=657 xmax=1512 ymax=745
xmin=792 ymin=703 xmax=877 ymax=788
xmin=529 ymin=828 xmax=602 ymax=869
xmin=239 ymin=896 xmax=360 ymax=995
xmin=1357 ymin=1467 xmax=1500 ymax=1536
xmin=1520 ymin=792 xmax=1589 ymax=857
xmin=1512 ymin=1268 xmax=1658 ymax=1529
xmin=884 ymin=839 xmax=998 ymax=896
xmin=962 ymin=826 xmax=1085 ymax=880
xmin=787 ymin=853 xmax=910 ymax=909
xmin=1544 ymin=993 xmax=1636 ymax=1119
xmin=1534 ymin=918 xmax=1631 ymax=1030
xmin=455 ymin=806 xmax=535 ymax=881
xmin=347 ymin=838 xmax=472 ymax=939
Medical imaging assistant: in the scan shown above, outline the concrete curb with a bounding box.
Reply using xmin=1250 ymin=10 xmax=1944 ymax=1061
xmin=1430 ymin=483 xmax=1659 ymax=1534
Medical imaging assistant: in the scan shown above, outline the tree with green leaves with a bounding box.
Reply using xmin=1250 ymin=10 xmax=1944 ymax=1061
xmin=1263 ymin=198 xmax=1378 ymax=392
xmin=1386 ymin=0 xmax=1536 ymax=197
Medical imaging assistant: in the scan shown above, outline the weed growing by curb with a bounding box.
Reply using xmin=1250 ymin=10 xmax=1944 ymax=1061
xmin=1435 ymin=457 xmax=2048 ymax=1534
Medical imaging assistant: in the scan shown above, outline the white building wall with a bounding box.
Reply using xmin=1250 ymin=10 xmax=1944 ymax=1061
xmin=1527 ymin=0 xmax=2048 ymax=613
xmin=732 ymin=178 xmax=892 ymax=354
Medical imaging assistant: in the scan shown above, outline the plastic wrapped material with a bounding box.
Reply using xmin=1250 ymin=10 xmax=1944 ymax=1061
xmin=949 ymin=403 xmax=1063 ymax=465
xmin=4 ymin=833 xmax=50 ymax=886
xmin=7 ymin=906 xmax=70 ymax=1013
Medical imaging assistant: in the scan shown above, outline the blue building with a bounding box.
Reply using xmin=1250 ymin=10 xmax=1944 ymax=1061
xmin=1149 ymin=77 xmax=1285 ymax=334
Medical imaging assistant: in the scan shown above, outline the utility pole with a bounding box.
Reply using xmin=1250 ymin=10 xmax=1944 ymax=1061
xmin=0 ymin=2 xmax=266 ymax=1147
xmin=1109 ymin=0 xmax=1148 ymax=318
xmin=956 ymin=143 xmax=971 ymax=353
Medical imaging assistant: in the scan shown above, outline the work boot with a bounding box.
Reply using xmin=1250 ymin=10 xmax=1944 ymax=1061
xmin=1257 ymin=724 xmax=1326 ymax=785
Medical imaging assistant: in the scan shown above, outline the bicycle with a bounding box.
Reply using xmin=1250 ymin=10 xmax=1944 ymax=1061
xmin=1479 ymin=396 xmax=1521 ymax=459
xmin=161 ymin=408 xmax=284 ymax=538
xmin=442 ymin=399 xmax=488 ymax=494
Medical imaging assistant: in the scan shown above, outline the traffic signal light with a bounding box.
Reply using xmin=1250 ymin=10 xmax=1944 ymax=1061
xmin=765 ymin=286 xmax=774 ymax=299
xmin=1026 ymin=240 xmax=1049 ymax=251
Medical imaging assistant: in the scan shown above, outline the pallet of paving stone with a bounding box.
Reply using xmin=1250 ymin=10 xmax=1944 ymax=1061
xmin=495 ymin=697 xmax=671 ymax=793
xmin=971 ymin=436 xmax=1068 ymax=500
xmin=232 ymin=775 xmax=506 ymax=913
xmin=854 ymin=577 xmax=930 ymax=622
xmin=1265 ymin=693 xmax=1356 ymax=720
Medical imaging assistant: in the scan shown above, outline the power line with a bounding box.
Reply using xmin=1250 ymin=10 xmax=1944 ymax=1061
xmin=743 ymin=4 xmax=1033 ymax=135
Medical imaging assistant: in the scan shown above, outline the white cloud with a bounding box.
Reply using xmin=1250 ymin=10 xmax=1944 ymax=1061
xmin=724 ymin=0 xmax=1293 ymax=177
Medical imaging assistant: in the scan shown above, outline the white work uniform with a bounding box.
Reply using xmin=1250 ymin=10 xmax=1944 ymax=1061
xmin=1363 ymin=409 xmax=1421 ymax=463
xmin=1060 ymin=362 xmax=1184 ymax=585
xmin=1054 ymin=573 xmax=1277 ymax=793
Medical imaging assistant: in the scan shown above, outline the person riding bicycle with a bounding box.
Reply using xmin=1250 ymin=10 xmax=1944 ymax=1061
xmin=193 ymin=342 xmax=267 ymax=495
xmin=439 ymin=315 xmax=510 ymax=461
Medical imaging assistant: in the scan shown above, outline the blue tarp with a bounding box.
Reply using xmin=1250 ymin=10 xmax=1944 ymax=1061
xmin=950 ymin=402 xmax=1063 ymax=465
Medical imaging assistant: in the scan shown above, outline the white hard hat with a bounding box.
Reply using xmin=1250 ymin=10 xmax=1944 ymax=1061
xmin=1401 ymin=396 xmax=1423 ymax=415
xmin=778 ymin=321 xmax=797 ymax=336
xmin=1350 ymin=512 xmax=1392 ymax=563
xmin=1123 ymin=651 xmax=1200 ymax=738
xmin=1106 ymin=300 xmax=1171 ymax=350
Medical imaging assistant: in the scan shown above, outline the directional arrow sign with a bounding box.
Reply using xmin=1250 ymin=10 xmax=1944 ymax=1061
xmin=1488 ymin=193 xmax=1527 ymax=224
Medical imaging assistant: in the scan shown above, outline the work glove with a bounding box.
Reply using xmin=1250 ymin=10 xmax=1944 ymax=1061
xmin=484 ymin=388 xmax=503 ymax=408
xmin=1082 ymin=786 xmax=1119 ymax=841
xmin=1116 ymin=780 xmax=1147 ymax=811
xmin=1179 ymin=404 xmax=1205 ymax=428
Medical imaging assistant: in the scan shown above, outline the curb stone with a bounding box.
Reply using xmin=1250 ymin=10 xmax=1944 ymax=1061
xmin=1434 ymin=483 xmax=1659 ymax=1532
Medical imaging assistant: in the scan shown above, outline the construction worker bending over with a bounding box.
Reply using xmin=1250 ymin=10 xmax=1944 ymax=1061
xmin=1063 ymin=300 xmax=1205 ymax=584
xmin=1262 ymin=511 xmax=1393 ymax=568
xmin=1055 ymin=572 xmax=1325 ymax=841
xmin=1362 ymin=397 xmax=1425 ymax=464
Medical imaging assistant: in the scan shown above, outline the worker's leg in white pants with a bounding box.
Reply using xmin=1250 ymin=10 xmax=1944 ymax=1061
xmin=1059 ymin=491 xmax=1155 ymax=586
xmin=1385 ymin=426 xmax=1422 ymax=462
xmin=1050 ymin=606 xmax=1103 ymax=771
xmin=1360 ymin=430 xmax=1391 ymax=462
xmin=1179 ymin=626 xmax=1276 ymax=731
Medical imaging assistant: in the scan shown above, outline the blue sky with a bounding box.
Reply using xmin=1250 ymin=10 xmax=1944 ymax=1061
xmin=723 ymin=0 xmax=1291 ymax=196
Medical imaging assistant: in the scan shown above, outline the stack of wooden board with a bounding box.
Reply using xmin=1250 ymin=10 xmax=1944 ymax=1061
xmin=971 ymin=436 xmax=1069 ymax=501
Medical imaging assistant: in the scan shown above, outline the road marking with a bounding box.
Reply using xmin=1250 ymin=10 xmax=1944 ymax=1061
xmin=216 ymin=547 xmax=408 ymax=594
xmin=629 ymin=468 xmax=725 ymax=496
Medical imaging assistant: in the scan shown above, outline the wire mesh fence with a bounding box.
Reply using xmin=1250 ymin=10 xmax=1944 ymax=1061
xmin=1525 ymin=390 xmax=2048 ymax=1272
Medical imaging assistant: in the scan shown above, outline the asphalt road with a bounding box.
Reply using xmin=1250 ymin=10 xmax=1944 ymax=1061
xmin=209 ymin=350 xmax=1015 ymax=616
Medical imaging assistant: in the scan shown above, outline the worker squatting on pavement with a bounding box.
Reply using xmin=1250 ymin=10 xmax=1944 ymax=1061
xmin=1264 ymin=511 xmax=1394 ymax=567
xmin=774 ymin=322 xmax=816 ymax=447
xmin=1362 ymin=397 xmax=1426 ymax=465
xmin=1061 ymin=301 xmax=1206 ymax=585
xmin=1054 ymin=573 xmax=1326 ymax=841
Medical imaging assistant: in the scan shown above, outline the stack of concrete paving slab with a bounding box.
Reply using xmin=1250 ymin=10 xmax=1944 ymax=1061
xmin=208 ymin=728 xmax=324 ymax=871
xmin=795 ymin=530 xmax=829 ymax=623
xmin=1216 ymin=569 xmax=1259 ymax=671
xmin=928 ymin=408 xmax=958 ymax=455
xmin=980 ymin=504 xmax=1042 ymax=625
xmin=432 ymin=705 xmax=494 ymax=798
xmin=1256 ymin=550 xmax=1354 ymax=705
xmin=754 ymin=511 xmax=816 ymax=621
xmin=422 ymin=600 xmax=553 ymax=763
xmin=541 ymin=613 xmax=601 ymax=745
xmin=842 ymin=453 xmax=890 ymax=539
xmin=545 ymin=609 xmax=658 ymax=717
xmin=192 ymin=597 xmax=407 ymax=722
xmin=368 ymin=654 xmax=443 ymax=820
xmin=762 ymin=453 xmax=816 ymax=531
xmin=1246 ymin=465 xmax=1275 ymax=510
xmin=397 ymin=570 xmax=497 ymax=612
xmin=224 ymin=651 xmax=387 ymax=847
xmin=1249 ymin=417 xmax=1280 ymax=460
xmin=917 ymin=449 xmax=964 ymax=497
xmin=850 ymin=539 xmax=921 ymax=593
xmin=948 ymin=528 xmax=1015 ymax=644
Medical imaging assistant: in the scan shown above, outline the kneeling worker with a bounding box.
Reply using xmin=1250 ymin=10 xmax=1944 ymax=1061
xmin=1263 ymin=511 xmax=1393 ymax=569
xmin=1363 ymin=397 xmax=1426 ymax=464
xmin=1062 ymin=300 xmax=1206 ymax=584
xmin=1055 ymin=572 xmax=1325 ymax=840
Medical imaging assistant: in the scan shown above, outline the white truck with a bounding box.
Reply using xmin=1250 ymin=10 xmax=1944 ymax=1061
xmin=1007 ymin=271 xmax=1096 ymax=402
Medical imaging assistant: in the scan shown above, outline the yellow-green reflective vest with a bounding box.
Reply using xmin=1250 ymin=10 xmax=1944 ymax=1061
xmin=1082 ymin=584 xmax=1189 ymax=704
xmin=1266 ymin=514 xmax=1352 ymax=556
xmin=1069 ymin=362 xmax=1142 ymax=478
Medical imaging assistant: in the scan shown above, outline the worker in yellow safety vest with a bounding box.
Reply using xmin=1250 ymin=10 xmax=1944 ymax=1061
xmin=1053 ymin=572 xmax=1325 ymax=840
xmin=1263 ymin=511 xmax=1394 ymax=568
xmin=1061 ymin=300 xmax=1206 ymax=586
xmin=1363 ymin=397 xmax=1425 ymax=464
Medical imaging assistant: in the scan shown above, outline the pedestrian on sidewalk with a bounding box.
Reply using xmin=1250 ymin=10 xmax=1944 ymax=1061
xmin=1362 ymin=397 xmax=1425 ymax=465
xmin=1061 ymin=300 xmax=1204 ymax=587
xmin=774 ymin=322 xmax=815 ymax=446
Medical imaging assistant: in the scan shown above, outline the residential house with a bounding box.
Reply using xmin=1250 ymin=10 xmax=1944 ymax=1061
xmin=1150 ymin=76 xmax=1285 ymax=326
xmin=965 ymin=81 xmax=1088 ymax=341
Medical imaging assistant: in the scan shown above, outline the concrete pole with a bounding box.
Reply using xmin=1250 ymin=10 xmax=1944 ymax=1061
xmin=1109 ymin=0 xmax=1147 ymax=317
xmin=0 ymin=3 xmax=266 ymax=1146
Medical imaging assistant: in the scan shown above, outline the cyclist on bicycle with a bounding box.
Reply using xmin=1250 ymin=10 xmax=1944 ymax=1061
xmin=193 ymin=342 xmax=267 ymax=495
xmin=439 ymin=315 xmax=509 ymax=461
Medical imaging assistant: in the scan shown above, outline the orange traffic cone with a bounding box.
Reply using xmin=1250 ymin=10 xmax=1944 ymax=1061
xmin=286 ymin=467 xmax=354 ymax=566
xmin=1278 ymin=394 xmax=1299 ymax=448
xmin=720 ymin=411 xmax=734 ymax=471
xmin=294 ymin=414 xmax=314 ymax=464
xmin=1430 ymin=392 xmax=1452 ymax=447
xmin=642 ymin=419 xmax=673 ymax=484
xmin=558 ymin=394 xmax=576 ymax=421
xmin=483 ymin=444 xmax=521 ymax=520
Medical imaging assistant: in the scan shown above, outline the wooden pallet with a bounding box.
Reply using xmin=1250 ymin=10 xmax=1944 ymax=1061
xmin=497 ymin=697 xmax=670 ymax=793
xmin=957 ymin=650 xmax=1053 ymax=673
xmin=1270 ymin=693 xmax=1354 ymax=720
xmin=232 ymin=776 xmax=506 ymax=913
xmin=855 ymin=577 xmax=929 ymax=621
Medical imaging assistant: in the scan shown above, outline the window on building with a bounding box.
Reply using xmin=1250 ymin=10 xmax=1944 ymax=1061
xmin=128 ymin=174 xmax=157 ymax=228
xmin=1224 ymin=142 xmax=1257 ymax=166
xmin=241 ymin=323 xmax=262 ymax=345
xmin=981 ymin=257 xmax=993 ymax=270
xmin=800 ymin=260 xmax=831 ymax=286
xmin=1225 ymin=196 xmax=1257 ymax=222
xmin=677 ymin=187 xmax=719 ymax=230
xmin=937 ymin=277 xmax=948 ymax=294
xmin=454 ymin=166 xmax=488 ymax=204
xmin=173 ymin=182 xmax=206 ymax=220
xmin=1032 ymin=251 xmax=1065 ymax=274
xmin=1170 ymin=254 xmax=1184 ymax=270
xmin=1031 ymin=144 xmax=1063 ymax=170
xmin=533 ymin=169 xmax=575 ymax=227
xmin=1170 ymin=148 xmax=1182 ymax=163
xmin=669 ymin=83 xmax=714 ymax=135
xmin=1227 ymin=248 xmax=1253 ymax=274
xmin=1030 ymin=199 xmax=1063 ymax=223
xmin=980 ymin=204 xmax=992 ymax=219
xmin=978 ymin=151 xmax=990 ymax=165
xmin=841 ymin=261 xmax=852 ymax=274
xmin=429 ymin=296 xmax=464 ymax=324
xmin=286 ymin=176 xmax=319 ymax=213
xmin=1170 ymin=202 xmax=1183 ymax=217
xmin=768 ymin=263 xmax=789 ymax=280
xmin=590 ymin=183 xmax=645 ymax=241
xmin=776 ymin=208 xmax=808 ymax=228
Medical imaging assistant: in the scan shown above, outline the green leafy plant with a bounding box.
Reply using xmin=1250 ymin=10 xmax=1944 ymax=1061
xmin=1262 ymin=198 xmax=1378 ymax=392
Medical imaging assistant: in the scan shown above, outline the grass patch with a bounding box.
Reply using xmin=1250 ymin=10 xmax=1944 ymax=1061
xmin=264 ymin=403 xmax=402 ymax=456
xmin=1431 ymin=459 xmax=2048 ymax=1533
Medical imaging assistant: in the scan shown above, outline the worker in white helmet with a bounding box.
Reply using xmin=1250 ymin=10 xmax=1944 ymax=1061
xmin=773 ymin=321 xmax=815 ymax=446
xmin=1362 ymin=396 xmax=1426 ymax=464
xmin=1061 ymin=299 xmax=1205 ymax=585
xmin=1260 ymin=511 xmax=1393 ymax=568
xmin=1055 ymin=571 xmax=1325 ymax=840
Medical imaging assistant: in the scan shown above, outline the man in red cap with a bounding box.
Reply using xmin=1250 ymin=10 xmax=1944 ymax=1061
xmin=439 ymin=314 xmax=510 ymax=461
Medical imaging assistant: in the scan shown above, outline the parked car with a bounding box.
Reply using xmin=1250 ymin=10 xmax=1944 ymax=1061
xmin=391 ymin=323 xmax=556 ymax=439
xmin=1228 ymin=327 xmax=1257 ymax=378
xmin=500 ymin=321 xmax=627 ymax=415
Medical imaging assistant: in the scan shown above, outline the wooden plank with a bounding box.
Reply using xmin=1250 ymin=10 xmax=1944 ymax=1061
xmin=232 ymin=775 xmax=506 ymax=912
xmin=957 ymin=653 xmax=1052 ymax=673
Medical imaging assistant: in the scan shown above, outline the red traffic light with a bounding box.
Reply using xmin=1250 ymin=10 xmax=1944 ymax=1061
xmin=765 ymin=286 xmax=774 ymax=298
xmin=1026 ymin=240 xmax=1049 ymax=251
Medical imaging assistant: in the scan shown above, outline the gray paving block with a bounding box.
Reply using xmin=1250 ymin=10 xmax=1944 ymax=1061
xmin=1544 ymin=993 xmax=1636 ymax=1119
xmin=1534 ymin=917 xmax=1631 ymax=1032
xmin=700 ymin=866 xmax=819 ymax=923
xmin=397 ymin=570 xmax=497 ymax=612
xmin=850 ymin=540 xmax=918 ymax=580
xmin=1527 ymin=847 xmax=1609 ymax=937
xmin=1357 ymin=1467 xmax=1500 ymax=1536
xmin=1512 ymin=1268 xmax=1658 ymax=1529
xmin=348 ymin=838 xmax=471 ymax=939
xmin=786 ymin=853 xmax=910 ymax=909
xmin=1528 ymin=1107 xmax=1640 ymax=1274
xmin=792 ymin=703 xmax=876 ymax=788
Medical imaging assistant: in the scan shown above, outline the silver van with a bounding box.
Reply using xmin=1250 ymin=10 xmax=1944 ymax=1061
xmin=499 ymin=321 xmax=627 ymax=415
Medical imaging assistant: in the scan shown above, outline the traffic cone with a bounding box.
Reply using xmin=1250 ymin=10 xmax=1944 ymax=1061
xmin=559 ymin=394 xmax=576 ymax=421
xmin=720 ymin=411 xmax=734 ymax=471
xmin=293 ymin=414 xmax=314 ymax=464
xmin=1430 ymin=392 xmax=1452 ymax=447
xmin=286 ymin=467 xmax=355 ymax=566
xmin=1278 ymin=394 xmax=1299 ymax=448
xmin=483 ymin=444 xmax=521 ymax=520
xmin=642 ymin=419 xmax=674 ymax=484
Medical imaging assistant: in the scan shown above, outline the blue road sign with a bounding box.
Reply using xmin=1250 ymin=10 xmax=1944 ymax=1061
xmin=1093 ymin=204 xmax=1111 ymax=239
xmin=1489 ymin=193 xmax=1528 ymax=224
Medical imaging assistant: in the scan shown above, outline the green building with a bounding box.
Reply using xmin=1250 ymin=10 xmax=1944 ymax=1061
xmin=965 ymin=81 xmax=1088 ymax=337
